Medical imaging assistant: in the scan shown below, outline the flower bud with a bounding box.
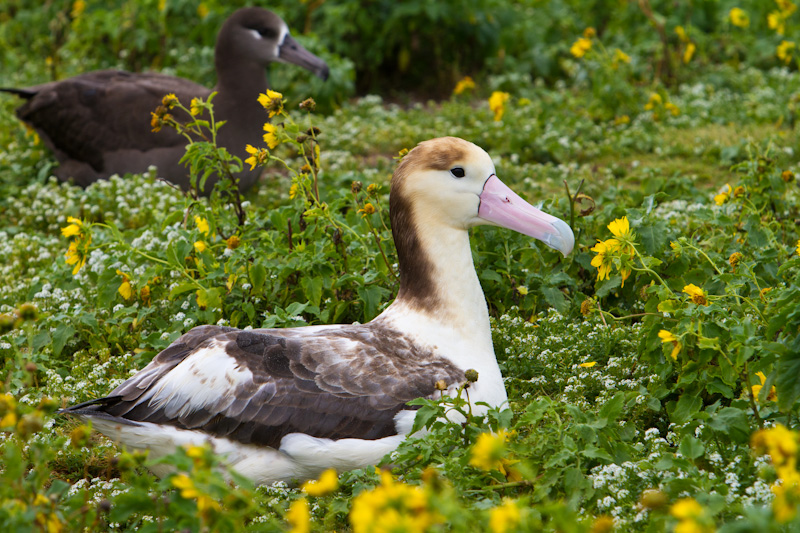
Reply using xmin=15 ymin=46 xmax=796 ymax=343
xmin=465 ymin=369 xmax=479 ymax=383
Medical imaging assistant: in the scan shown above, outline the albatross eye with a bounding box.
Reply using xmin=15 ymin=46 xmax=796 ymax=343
xmin=450 ymin=167 xmax=466 ymax=178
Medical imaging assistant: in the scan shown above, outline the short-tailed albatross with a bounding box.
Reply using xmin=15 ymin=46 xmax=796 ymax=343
xmin=1 ymin=7 xmax=328 ymax=192
xmin=62 ymin=137 xmax=574 ymax=484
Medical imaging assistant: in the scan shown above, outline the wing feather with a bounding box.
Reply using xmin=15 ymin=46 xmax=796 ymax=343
xmin=64 ymin=322 xmax=465 ymax=448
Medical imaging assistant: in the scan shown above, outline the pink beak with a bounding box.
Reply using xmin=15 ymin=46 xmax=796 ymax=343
xmin=478 ymin=175 xmax=574 ymax=256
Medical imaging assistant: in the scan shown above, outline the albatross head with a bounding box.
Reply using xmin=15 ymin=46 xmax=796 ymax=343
xmin=219 ymin=7 xmax=330 ymax=80
xmin=391 ymin=137 xmax=574 ymax=256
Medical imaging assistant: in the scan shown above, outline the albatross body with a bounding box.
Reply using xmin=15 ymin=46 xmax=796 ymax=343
xmin=1 ymin=7 xmax=329 ymax=192
xmin=63 ymin=137 xmax=574 ymax=484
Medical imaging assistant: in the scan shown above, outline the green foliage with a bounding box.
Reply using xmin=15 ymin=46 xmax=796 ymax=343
xmin=3 ymin=1 xmax=800 ymax=531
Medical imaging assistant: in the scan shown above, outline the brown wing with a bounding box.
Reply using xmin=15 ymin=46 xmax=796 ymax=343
xmin=15 ymin=70 xmax=210 ymax=171
xmin=63 ymin=323 xmax=465 ymax=448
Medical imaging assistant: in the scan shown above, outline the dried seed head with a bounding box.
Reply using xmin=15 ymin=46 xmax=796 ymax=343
xmin=465 ymin=369 xmax=479 ymax=383
xmin=0 ymin=314 xmax=15 ymax=333
xmin=639 ymin=489 xmax=668 ymax=510
xmin=351 ymin=181 xmax=363 ymax=194
xmin=299 ymin=98 xmax=316 ymax=112
xmin=575 ymin=193 xmax=595 ymax=216
xmin=17 ymin=303 xmax=38 ymax=321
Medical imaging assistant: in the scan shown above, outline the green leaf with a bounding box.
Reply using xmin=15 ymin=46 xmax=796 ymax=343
xmin=52 ymin=324 xmax=75 ymax=357
xmin=598 ymin=392 xmax=625 ymax=422
xmin=708 ymin=407 xmax=751 ymax=443
xmin=679 ymin=435 xmax=705 ymax=459
xmin=33 ymin=331 xmax=51 ymax=353
xmin=638 ymin=219 xmax=668 ymax=255
xmin=540 ymin=286 xmax=568 ymax=313
xmin=249 ymin=263 xmax=267 ymax=294
xmin=669 ymin=393 xmax=702 ymax=424
xmin=301 ymin=276 xmax=324 ymax=307
xmin=169 ymin=282 xmax=197 ymax=300
xmin=777 ymin=349 xmax=800 ymax=411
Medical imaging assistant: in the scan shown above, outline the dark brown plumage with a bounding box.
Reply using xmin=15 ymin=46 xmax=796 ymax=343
xmin=2 ymin=7 xmax=329 ymax=192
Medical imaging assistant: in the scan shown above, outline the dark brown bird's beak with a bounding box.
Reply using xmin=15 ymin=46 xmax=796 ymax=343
xmin=278 ymin=34 xmax=330 ymax=81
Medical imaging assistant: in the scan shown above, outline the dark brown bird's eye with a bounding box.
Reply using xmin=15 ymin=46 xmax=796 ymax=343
xmin=450 ymin=167 xmax=465 ymax=178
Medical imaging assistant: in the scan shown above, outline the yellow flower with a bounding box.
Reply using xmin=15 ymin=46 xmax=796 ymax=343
xmin=796 ymin=239 xmax=800 ymax=255
xmin=61 ymin=216 xmax=83 ymax=238
xmin=359 ymin=203 xmax=376 ymax=217
xmin=287 ymin=498 xmax=310 ymax=533
xmin=752 ymin=424 xmax=798 ymax=470
xmin=580 ymin=362 xmax=597 ymax=368
xmin=683 ymin=284 xmax=708 ymax=305
xmin=244 ymin=144 xmax=268 ymax=170
xmin=162 ymin=93 xmax=178 ymax=108
xmin=583 ymin=27 xmax=597 ymax=39
xmin=607 ymin=217 xmax=631 ymax=239
xmin=516 ymin=286 xmax=528 ymax=296
xmin=188 ymin=97 xmax=202 ymax=117
xmin=777 ymin=40 xmax=796 ymax=63
xmin=196 ymin=494 xmax=220 ymax=515
xmin=289 ymin=183 xmax=300 ymax=199
xmin=302 ymin=468 xmax=339 ymax=496
xmin=488 ymin=91 xmax=510 ymax=121
xmin=782 ymin=170 xmax=795 ymax=182
xmin=116 ymin=270 xmax=133 ymax=300
xmin=580 ymin=298 xmax=594 ymax=316
xmin=226 ymin=235 xmax=241 ymax=249
xmin=729 ymin=7 xmax=749 ymax=28
xmin=470 ymin=430 xmax=509 ymax=472
xmin=263 ymin=123 xmax=280 ymax=149
xmin=777 ymin=0 xmax=798 ymax=15
xmin=453 ymin=75 xmax=476 ymax=95
xmin=665 ymin=102 xmax=680 ymax=116
xmin=194 ymin=241 xmax=207 ymax=253
xmin=671 ymin=498 xmax=703 ymax=520
xmin=752 ymin=371 xmax=777 ymax=402
xmin=591 ymin=515 xmax=615 ymax=533
xmin=658 ymin=330 xmax=682 ymax=360
xmin=197 ymin=3 xmax=209 ymax=18
xmin=613 ymin=48 xmax=631 ymax=65
xmin=71 ymin=0 xmax=86 ymax=18
xmin=171 ymin=474 xmax=199 ymax=499
xmin=349 ymin=470 xmax=437 ymax=533
xmin=65 ymin=236 xmax=91 ymax=276
xmin=0 ymin=393 xmax=17 ymax=415
xmin=489 ymin=499 xmax=521 ymax=533
xmin=194 ymin=215 xmax=210 ymax=235
xmin=258 ymin=89 xmax=284 ymax=117
xmin=570 ymin=37 xmax=592 ymax=58
xmin=769 ymin=11 xmax=786 ymax=35
xmin=729 ymin=252 xmax=743 ymax=268
xmin=675 ymin=25 xmax=689 ymax=42
xmin=772 ymin=480 xmax=800 ymax=523
xmin=140 ymin=285 xmax=151 ymax=304
xmin=714 ymin=184 xmax=732 ymax=205
xmin=1 ymin=412 xmax=18 ymax=428
xmin=614 ymin=115 xmax=630 ymax=125
xmin=590 ymin=239 xmax=618 ymax=282
xmin=683 ymin=42 xmax=696 ymax=64
xmin=644 ymin=92 xmax=662 ymax=110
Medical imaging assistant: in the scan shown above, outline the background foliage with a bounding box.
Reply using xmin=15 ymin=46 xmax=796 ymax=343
xmin=1 ymin=0 xmax=800 ymax=531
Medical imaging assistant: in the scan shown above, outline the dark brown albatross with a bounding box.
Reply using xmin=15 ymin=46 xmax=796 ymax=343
xmin=1 ymin=7 xmax=328 ymax=192
xmin=61 ymin=137 xmax=575 ymax=485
